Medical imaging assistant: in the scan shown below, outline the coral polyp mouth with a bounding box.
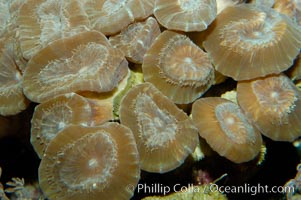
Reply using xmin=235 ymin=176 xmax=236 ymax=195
xmin=215 ymin=102 xmax=257 ymax=145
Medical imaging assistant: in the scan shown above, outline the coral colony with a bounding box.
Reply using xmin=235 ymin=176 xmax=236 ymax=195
xmin=0 ymin=0 xmax=301 ymax=199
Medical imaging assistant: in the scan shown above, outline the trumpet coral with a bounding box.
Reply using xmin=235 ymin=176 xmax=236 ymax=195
xmin=23 ymin=31 xmax=128 ymax=103
xmin=0 ymin=38 xmax=28 ymax=116
xmin=142 ymin=30 xmax=215 ymax=104
xmin=17 ymin=0 xmax=90 ymax=60
xmin=154 ymin=0 xmax=217 ymax=31
xmin=203 ymin=4 xmax=301 ymax=81
xmin=237 ymin=73 xmax=301 ymax=142
xmin=39 ymin=123 xmax=140 ymax=200
xmin=191 ymin=97 xmax=262 ymax=163
xmin=109 ymin=17 xmax=161 ymax=64
xmin=30 ymin=93 xmax=98 ymax=158
xmin=119 ymin=83 xmax=199 ymax=173
xmin=83 ymin=0 xmax=154 ymax=35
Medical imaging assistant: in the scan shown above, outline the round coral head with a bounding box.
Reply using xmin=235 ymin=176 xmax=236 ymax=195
xmin=39 ymin=122 xmax=140 ymax=200
xmin=109 ymin=17 xmax=161 ymax=64
xmin=237 ymin=73 xmax=301 ymax=142
xmin=203 ymin=4 xmax=301 ymax=81
xmin=83 ymin=0 xmax=154 ymax=35
xmin=191 ymin=97 xmax=262 ymax=163
xmin=154 ymin=0 xmax=217 ymax=32
xmin=18 ymin=0 xmax=90 ymax=60
xmin=31 ymin=93 xmax=95 ymax=158
xmin=119 ymin=82 xmax=199 ymax=173
xmin=23 ymin=31 xmax=128 ymax=103
xmin=142 ymin=30 xmax=215 ymax=104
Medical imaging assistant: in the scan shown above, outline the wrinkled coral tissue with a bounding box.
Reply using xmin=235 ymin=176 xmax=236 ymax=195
xmin=1 ymin=0 xmax=301 ymax=199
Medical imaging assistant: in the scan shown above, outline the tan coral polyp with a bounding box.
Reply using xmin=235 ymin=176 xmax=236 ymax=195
xmin=83 ymin=0 xmax=154 ymax=35
xmin=119 ymin=83 xmax=199 ymax=173
xmin=23 ymin=31 xmax=128 ymax=103
xmin=203 ymin=4 xmax=301 ymax=81
xmin=237 ymin=74 xmax=301 ymax=142
xmin=30 ymin=93 xmax=94 ymax=158
xmin=142 ymin=30 xmax=215 ymax=104
xmin=191 ymin=97 xmax=262 ymax=163
xmin=17 ymin=0 xmax=90 ymax=60
xmin=109 ymin=17 xmax=161 ymax=64
xmin=39 ymin=123 xmax=140 ymax=200
xmin=154 ymin=0 xmax=217 ymax=32
xmin=0 ymin=38 xmax=28 ymax=116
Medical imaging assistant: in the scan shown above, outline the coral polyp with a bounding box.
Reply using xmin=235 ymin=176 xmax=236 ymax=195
xmin=109 ymin=17 xmax=161 ymax=64
xmin=154 ymin=0 xmax=217 ymax=31
xmin=39 ymin=123 xmax=140 ymax=200
xmin=237 ymin=73 xmax=301 ymax=141
xmin=1 ymin=1 xmax=301 ymax=199
xmin=143 ymin=30 xmax=215 ymax=104
xmin=23 ymin=31 xmax=128 ymax=103
xmin=203 ymin=4 xmax=301 ymax=80
xmin=30 ymin=93 xmax=96 ymax=158
xmin=18 ymin=0 xmax=90 ymax=60
xmin=83 ymin=0 xmax=154 ymax=35
xmin=119 ymin=83 xmax=199 ymax=173
xmin=191 ymin=97 xmax=263 ymax=163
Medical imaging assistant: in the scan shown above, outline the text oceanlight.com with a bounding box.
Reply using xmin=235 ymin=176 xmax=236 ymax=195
xmin=135 ymin=183 xmax=294 ymax=196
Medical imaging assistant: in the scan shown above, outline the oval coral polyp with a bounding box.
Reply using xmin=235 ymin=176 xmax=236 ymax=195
xmin=142 ymin=30 xmax=215 ymax=104
xmin=191 ymin=97 xmax=262 ymax=163
xmin=18 ymin=0 xmax=90 ymax=60
xmin=203 ymin=4 xmax=301 ymax=81
xmin=30 ymin=93 xmax=94 ymax=158
xmin=119 ymin=82 xmax=199 ymax=173
xmin=23 ymin=31 xmax=128 ymax=103
xmin=83 ymin=0 xmax=154 ymax=35
xmin=154 ymin=0 xmax=217 ymax=32
xmin=109 ymin=17 xmax=161 ymax=64
xmin=237 ymin=73 xmax=301 ymax=142
xmin=38 ymin=123 xmax=140 ymax=200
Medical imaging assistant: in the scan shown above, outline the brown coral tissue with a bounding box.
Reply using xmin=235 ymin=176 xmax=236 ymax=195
xmin=142 ymin=30 xmax=215 ymax=104
xmin=119 ymin=82 xmax=199 ymax=173
xmin=203 ymin=4 xmax=301 ymax=81
xmin=38 ymin=123 xmax=140 ymax=200
xmin=23 ymin=31 xmax=128 ymax=103
xmin=237 ymin=73 xmax=301 ymax=142
xmin=191 ymin=97 xmax=262 ymax=163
